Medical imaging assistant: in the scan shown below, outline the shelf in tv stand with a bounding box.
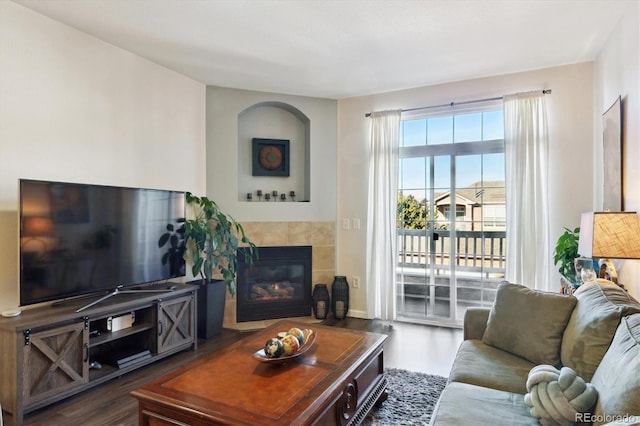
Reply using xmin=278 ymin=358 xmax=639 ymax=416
xmin=89 ymin=321 xmax=155 ymax=347
xmin=88 ymin=353 xmax=156 ymax=383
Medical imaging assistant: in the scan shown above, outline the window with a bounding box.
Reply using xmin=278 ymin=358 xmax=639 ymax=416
xmin=483 ymin=205 xmax=506 ymax=229
xmin=442 ymin=205 xmax=465 ymax=220
xmin=396 ymin=102 xmax=507 ymax=325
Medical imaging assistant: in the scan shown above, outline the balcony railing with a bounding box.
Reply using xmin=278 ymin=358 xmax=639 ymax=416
xmin=397 ymin=229 xmax=506 ymax=277
xmin=396 ymin=229 xmax=506 ymax=319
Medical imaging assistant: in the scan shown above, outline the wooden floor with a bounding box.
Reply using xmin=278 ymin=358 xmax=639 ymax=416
xmin=3 ymin=318 xmax=462 ymax=426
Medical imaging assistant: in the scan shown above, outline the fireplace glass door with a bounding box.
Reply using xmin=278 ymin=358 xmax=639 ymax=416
xmin=237 ymin=246 xmax=312 ymax=322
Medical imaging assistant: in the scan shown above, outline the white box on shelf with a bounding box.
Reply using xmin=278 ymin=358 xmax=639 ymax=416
xmin=107 ymin=312 xmax=135 ymax=332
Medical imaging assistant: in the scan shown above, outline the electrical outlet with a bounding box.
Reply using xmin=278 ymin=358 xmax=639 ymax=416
xmin=352 ymin=218 xmax=360 ymax=230
xmin=352 ymin=276 xmax=360 ymax=288
xmin=342 ymin=218 xmax=350 ymax=230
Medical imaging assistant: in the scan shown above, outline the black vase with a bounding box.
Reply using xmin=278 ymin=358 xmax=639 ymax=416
xmin=312 ymin=284 xmax=330 ymax=319
xmin=331 ymin=276 xmax=349 ymax=320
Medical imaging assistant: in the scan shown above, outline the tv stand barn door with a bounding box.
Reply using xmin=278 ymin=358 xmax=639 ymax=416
xmin=22 ymin=322 xmax=89 ymax=407
xmin=0 ymin=284 xmax=197 ymax=425
xmin=157 ymin=294 xmax=196 ymax=354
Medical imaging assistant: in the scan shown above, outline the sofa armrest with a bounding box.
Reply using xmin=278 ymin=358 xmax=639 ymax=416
xmin=463 ymin=307 xmax=491 ymax=340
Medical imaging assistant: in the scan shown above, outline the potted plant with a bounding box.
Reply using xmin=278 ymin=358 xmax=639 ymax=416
xmin=553 ymin=227 xmax=580 ymax=280
xmin=182 ymin=192 xmax=257 ymax=338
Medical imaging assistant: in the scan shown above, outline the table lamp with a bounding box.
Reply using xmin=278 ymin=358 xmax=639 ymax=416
xmin=578 ymin=211 xmax=640 ymax=284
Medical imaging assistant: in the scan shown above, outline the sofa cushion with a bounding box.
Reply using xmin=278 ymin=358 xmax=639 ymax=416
xmin=590 ymin=313 xmax=640 ymax=426
xmin=482 ymin=282 xmax=577 ymax=367
xmin=561 ymin=282 xmax=640 ymax=382
xmin=449 ymin=339 xmax=535 ymax=394
xmin=429 ymin=382 xmax=538 ymax=426
xmin=463 ymin=307 xmax=491 ymax=340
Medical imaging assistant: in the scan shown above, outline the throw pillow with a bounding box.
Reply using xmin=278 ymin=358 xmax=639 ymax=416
xmin=524 ymin=364 xmax=598 ymax=426
xmin=590 ymin=313 xmax=640 ymax=424
xmin=560 ymin=282 xmax=640 ymax=382
xmin=482 ymin=282 xmax=577 ymax=366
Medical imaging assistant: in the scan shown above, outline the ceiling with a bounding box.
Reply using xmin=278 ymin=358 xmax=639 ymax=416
xmin=14 ymin=0 xmax=632 ymax=99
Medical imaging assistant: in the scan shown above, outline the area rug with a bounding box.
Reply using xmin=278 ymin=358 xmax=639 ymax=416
xmin=363 ymin=368 xmax=448 ymax=425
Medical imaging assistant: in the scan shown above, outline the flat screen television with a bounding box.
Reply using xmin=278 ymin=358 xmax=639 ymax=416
xmin=19 ymin=179 xmax=186 ymax=306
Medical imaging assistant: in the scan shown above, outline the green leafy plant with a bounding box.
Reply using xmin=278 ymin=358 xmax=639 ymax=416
xmin=553 ymin=227 xmax=580 ymax=278
xmin=182 ymin=192 xmax=257 ymax=296
xmin=396 ymin=193 xmax=448 ymax=230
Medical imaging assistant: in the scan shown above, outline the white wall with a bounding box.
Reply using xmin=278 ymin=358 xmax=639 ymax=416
xmin=0 ymin=1 xmax=206 ymax=310
xmin=337 ymin=63 xmax=595 ymax=318
xmin=206 ymin=86 xmax=337 ymax=222
xmin=593 ymin=1 xmax=640 ymax=298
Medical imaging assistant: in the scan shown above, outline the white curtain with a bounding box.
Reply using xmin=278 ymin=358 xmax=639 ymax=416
xmin=366 ymin=110 xmax=401 ymax=320
xmin=504 ymin=91 xmax=550 ymax=290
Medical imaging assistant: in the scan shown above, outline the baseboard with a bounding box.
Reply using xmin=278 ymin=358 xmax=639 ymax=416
xmin=347 ymin=309 xmax=370 ymax=319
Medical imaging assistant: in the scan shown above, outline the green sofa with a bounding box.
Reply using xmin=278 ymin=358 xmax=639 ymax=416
xmin=429 ymin=281 xmax=640 ymax=425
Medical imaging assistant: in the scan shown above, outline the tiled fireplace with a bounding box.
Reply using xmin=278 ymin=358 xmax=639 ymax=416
xmin=223 ymin=221 xmax=335 ymax=329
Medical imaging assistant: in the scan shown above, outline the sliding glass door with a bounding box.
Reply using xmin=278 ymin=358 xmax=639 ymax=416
xmin=396 ymin=105 xmax=507 ymax=325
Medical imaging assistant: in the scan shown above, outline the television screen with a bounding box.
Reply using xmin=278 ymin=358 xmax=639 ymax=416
xmin=19 ymin=179 xmax=186 ymax=306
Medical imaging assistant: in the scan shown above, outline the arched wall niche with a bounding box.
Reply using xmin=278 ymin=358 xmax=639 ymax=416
xmin=237 ymin=101 xmax=311 ymax=202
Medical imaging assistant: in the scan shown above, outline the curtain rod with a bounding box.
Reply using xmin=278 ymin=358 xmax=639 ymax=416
xmin=364 ymin=89 xmax=552 ymax=118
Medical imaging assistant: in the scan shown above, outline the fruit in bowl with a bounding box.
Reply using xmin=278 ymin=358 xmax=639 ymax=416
xmin=264 ymin=338 xmax=284 ymax=359
xmin=287 ymin=327 xmax=305 ymax=345
xmin=254 ymin=328 xmax=315 ymax=363
xmin=281 ymin=334 xmax=300 ymax=356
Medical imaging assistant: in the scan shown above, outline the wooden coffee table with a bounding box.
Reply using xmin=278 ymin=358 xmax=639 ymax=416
xmin=131 ymin=320 xmax=388 ymax=425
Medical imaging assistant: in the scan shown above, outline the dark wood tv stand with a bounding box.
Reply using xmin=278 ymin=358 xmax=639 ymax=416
xmin=0 ymin=284 xmax=197 ymax=425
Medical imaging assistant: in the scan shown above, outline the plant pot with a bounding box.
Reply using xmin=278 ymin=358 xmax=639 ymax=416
xmin=189 ymin=279 xmax=226 ymax=339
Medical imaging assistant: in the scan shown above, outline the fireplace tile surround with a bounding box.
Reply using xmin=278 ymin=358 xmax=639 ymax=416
xmin=223 ymin=221 xmax=335 ymax=329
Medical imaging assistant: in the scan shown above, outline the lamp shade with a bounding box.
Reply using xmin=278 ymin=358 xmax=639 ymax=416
xmin=578 ymin=212 xmax=640 ymax=259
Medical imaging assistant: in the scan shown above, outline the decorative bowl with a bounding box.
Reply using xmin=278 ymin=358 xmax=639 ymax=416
xmin=253 ymin=330 xmax=316 ymax=364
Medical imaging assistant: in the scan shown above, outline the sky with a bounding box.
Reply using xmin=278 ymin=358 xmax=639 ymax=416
xmin=399 ymin=110 xmax=505 ymax=200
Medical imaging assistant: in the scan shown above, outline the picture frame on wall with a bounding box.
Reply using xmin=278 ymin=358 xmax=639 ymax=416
xmin=602 ymin=95 xmax=623 ymax=211
xmin=252 ymin=138 xmax=290 ymax=177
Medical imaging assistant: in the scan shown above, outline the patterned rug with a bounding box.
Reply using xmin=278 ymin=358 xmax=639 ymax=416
xmin=364 ymin=368 xmax=448 ymax=425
